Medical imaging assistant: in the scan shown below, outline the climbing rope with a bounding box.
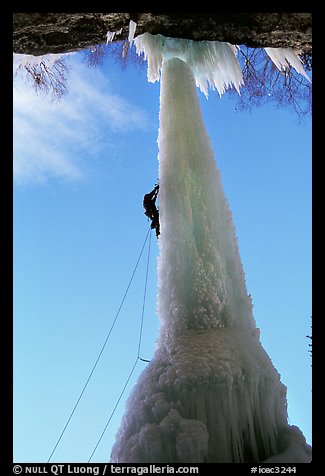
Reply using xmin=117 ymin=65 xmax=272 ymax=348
xmin=137 ymin=225 xmax=152 ymax=360
xmin=47 ymin=226 xmax=152 ymax=463
xmin=88 ymin=229 xmax=152 ymax=462
xmin=87 ymin=358 xmax=138 ymax=463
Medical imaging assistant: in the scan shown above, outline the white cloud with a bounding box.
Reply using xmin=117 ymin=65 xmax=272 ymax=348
xmin=13 ymin=55 xmax=150 ymax=185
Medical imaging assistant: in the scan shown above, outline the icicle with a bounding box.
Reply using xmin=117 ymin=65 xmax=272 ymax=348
xmin=128 ymin=20 xmax=137 ymax=46
xmin=264 ymin=47 xmax=311 ymax=82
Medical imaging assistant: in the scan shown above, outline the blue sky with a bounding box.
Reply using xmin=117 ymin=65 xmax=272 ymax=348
xmin=13 ymin=47 xmax=312 ymax=463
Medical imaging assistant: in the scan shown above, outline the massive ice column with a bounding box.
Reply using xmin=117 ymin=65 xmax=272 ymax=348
xmin=110 ymin=39 xmax=311 ymax=463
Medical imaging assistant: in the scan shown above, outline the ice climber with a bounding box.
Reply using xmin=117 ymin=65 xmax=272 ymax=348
xmin=143 ymin=184 xmax=160 ymax=238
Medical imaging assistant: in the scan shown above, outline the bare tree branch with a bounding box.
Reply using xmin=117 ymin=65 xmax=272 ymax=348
xmin=15 ymin=58 xmax=68 ymax=100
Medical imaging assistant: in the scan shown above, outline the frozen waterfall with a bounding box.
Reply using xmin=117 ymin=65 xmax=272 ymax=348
xmin=110 ymin=35 xmax=312 ymax=463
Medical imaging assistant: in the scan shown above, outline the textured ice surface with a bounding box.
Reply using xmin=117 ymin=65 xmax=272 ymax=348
xmin=156 ymin=57 xmax=255 ymax=343
xmin=111 ymin=326 xmax=290 ymax=462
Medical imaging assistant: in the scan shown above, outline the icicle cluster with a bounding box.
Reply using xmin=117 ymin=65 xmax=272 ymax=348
xmin=106 ymin=28 xmax=122 ymax=44
xmin=135 ymin=33 xmax=244 ymax=97
xmin=107 ymin=20 xmax=137 ymax=46
xmin=135 ymin=33 xmax=311 ymax=97
xmin=265 ymin=47 xmax=311 ymax=82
